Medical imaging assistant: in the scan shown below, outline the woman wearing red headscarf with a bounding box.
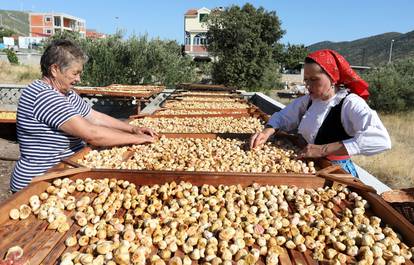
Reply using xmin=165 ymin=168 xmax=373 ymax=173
xmin=250 ymin=49 xmax=391 ymax=176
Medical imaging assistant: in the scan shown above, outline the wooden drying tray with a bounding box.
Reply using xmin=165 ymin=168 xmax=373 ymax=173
xmin=168 ymin=92 xmax=243 ymax=99
xmin=0 ymin=170 xmax=413 ymax=264
xmin=176 ymin=83 xmax=237 ymax=92
xmin=63 ymin=132 xmax=335 ymax=177
xmin=150 ymin=107 xmax=257 ymax=116
xmin=166 ymin=97 xmax=244 ymax=103
xmin=129 ymin=108 xmax=269 ymax=122
xmin=162 ymin=98 xmax=248 ymax=104
xmin=160 ymin=101 xmax=253 ymax=110
xmin=73 ymin=87 xmax=160 ymax=98
xmin=108 ymin=83 xmax=165 ymax=90
xmin=171 ymin=93 xmax=243 ymax=98
xmin=0 ymin=111 xmax=17 ymax=123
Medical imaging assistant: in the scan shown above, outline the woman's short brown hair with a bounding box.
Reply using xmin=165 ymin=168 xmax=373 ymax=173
xmin=40 ymin=39 xmax=88 ymax=77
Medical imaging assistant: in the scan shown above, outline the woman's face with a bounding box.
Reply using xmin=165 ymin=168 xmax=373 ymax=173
xmin=52 ymin=61 xmax=83 ymax=93
xmin=304 ymin=63 xmax=334 ymax=100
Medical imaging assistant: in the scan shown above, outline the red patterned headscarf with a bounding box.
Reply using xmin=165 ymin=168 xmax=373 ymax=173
xmin=306 ymin=49 xmax=369 ymax=100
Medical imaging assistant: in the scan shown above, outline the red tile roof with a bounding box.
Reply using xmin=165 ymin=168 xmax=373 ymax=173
xmin=185 ymin=9 xmax=198 ymax=16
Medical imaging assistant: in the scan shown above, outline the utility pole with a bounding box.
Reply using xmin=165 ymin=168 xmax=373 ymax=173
xmin=361 ymin=48 xmax=366 ymax=66
xmin=388 ymin=39 xmax=395 ymax=64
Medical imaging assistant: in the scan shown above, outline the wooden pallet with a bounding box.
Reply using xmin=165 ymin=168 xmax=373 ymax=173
xmin=0 ymin=111 xmax=16 ymax=124
xmin=0 ymin=171 xmax=413 ymax=264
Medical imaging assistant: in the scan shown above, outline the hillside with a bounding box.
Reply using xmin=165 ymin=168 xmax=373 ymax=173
xmin=0 ymin=10 xmax=29 ymax=36
xmin=308 ymin=31 xmax=414 ymax=66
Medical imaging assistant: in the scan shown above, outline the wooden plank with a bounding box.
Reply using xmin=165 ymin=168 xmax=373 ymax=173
xmin=22 ymin=224 xmax=69 ymax=264
xmin=288 ymin=249 xmax=307 ymax=265
xmin=315 ymin=165 xmax=342 ymax=175
xmin=0 ymin=217 xmax=48 ymax=259
xmin=31 ymin=167 xmax=92 ymax=183
xmin=316 ymin=171 xmax=376 ymax=193
xmin=0 ymin=215 xmax=46 ymax=254
xmin=303 ymin=251 xmax=319 ymax=265
xmin=278 ymin=247 xmax=293 ymax=265
xmin=41 ymin=222 xmax=81 ymax=265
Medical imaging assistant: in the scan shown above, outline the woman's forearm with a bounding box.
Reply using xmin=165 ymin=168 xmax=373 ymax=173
xmin=87 ymin=110 xmax=134 ymax=133
xmin=299 ymin=141 xmax=349 ymax=158
xmin=321 ymin=142 xmax=349 ymax=156
xmin=84 ymin=125 xmax=152 ymax=146
xmin=60 ymin=115 xmax=154 ymax=147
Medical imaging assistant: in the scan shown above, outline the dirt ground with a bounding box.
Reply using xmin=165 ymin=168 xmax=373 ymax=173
xmin=0 ymin=138 xmax=18 ymax=203
xmin=0 ymin=159 xmax=14 ymax=203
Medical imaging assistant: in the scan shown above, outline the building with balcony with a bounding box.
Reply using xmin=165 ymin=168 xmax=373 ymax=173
xmin=184 ymin=7 xmax=211 ymax=61
xmin=29 ymin=12 xmax=86 ymax=37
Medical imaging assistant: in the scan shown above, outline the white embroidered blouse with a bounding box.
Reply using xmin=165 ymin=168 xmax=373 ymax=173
xmin=267 ymin=89 xmax=391 ymax=156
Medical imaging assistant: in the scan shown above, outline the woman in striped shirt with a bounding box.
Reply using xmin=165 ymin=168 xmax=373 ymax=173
xmin=11 ymin=39 xmax=158 ymax=192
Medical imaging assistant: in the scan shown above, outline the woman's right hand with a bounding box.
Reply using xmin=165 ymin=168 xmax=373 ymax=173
xmin=135 ymin=133 xmax=157 ymax=145
xmin=250 ymin=128 xmax=275 ymax=149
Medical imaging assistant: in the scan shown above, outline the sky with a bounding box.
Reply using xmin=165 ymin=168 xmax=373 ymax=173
xmin=1 ymin=0 xmax=413 ymax=46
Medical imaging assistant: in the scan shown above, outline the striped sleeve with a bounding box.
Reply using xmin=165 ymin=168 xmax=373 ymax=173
xmin=33 ymin=90 xmax=79 ymax=129
xmin=70 ymin=91 xmax=91 ymax=117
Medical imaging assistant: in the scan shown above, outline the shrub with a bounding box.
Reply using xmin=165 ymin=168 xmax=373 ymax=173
xmin=47 ymin=31 xmax=198 ymax=87
xmin=5 ymin=49 xmax=19 ymax=65
xmin=363 ymin=58 xmax=414 ymax=113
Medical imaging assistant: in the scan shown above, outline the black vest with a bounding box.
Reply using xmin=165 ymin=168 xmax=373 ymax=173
xmin=306 ymin=95 xmax=352 ymax=145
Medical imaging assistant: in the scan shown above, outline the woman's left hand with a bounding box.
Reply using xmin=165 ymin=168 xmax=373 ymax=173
xmin=132 ymin=127 xmax=159 ymax=138
xmin=298 ymin=144 xmax=327 ymax=158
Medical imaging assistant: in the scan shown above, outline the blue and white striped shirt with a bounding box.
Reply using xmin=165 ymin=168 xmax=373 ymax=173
xmin=11 ymin=80 xmax=91 ymax=192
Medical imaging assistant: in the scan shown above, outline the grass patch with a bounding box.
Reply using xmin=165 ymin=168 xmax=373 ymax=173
xmin=0 ymin=61 xmax=40 ymax=84
xmin=353 ymin=111 xmax=414 ymax=188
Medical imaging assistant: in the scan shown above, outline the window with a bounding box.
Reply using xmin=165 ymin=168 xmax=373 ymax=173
xmin=185 ymin=32 xmax=191 ymax=45
xmin=45 ymin=16 xmax=52 ymax=22
xmin=44 ymin=28 xmax=52 ymax=35
xmin=193 ymin=33 xmax=208 ymax=45
xmin=199 ymin=13 xmax=208 ymax=23
xmin=54 ymin=16 xmax=61 ymax=26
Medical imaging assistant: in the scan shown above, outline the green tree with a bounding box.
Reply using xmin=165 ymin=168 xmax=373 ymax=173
xmin=206 ymin=3 xmax=285 ymax=91
xmin=279 ymin=43 xmax=308 ymax=70
xmin=0 ymin=28 xmax=16 ymax=40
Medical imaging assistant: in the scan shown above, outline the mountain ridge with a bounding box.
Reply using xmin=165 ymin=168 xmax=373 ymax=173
xmin=0 ymin=10 xmax=30 ymax=36
xmin=307 ymin=31 xmax=414 ymax=66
